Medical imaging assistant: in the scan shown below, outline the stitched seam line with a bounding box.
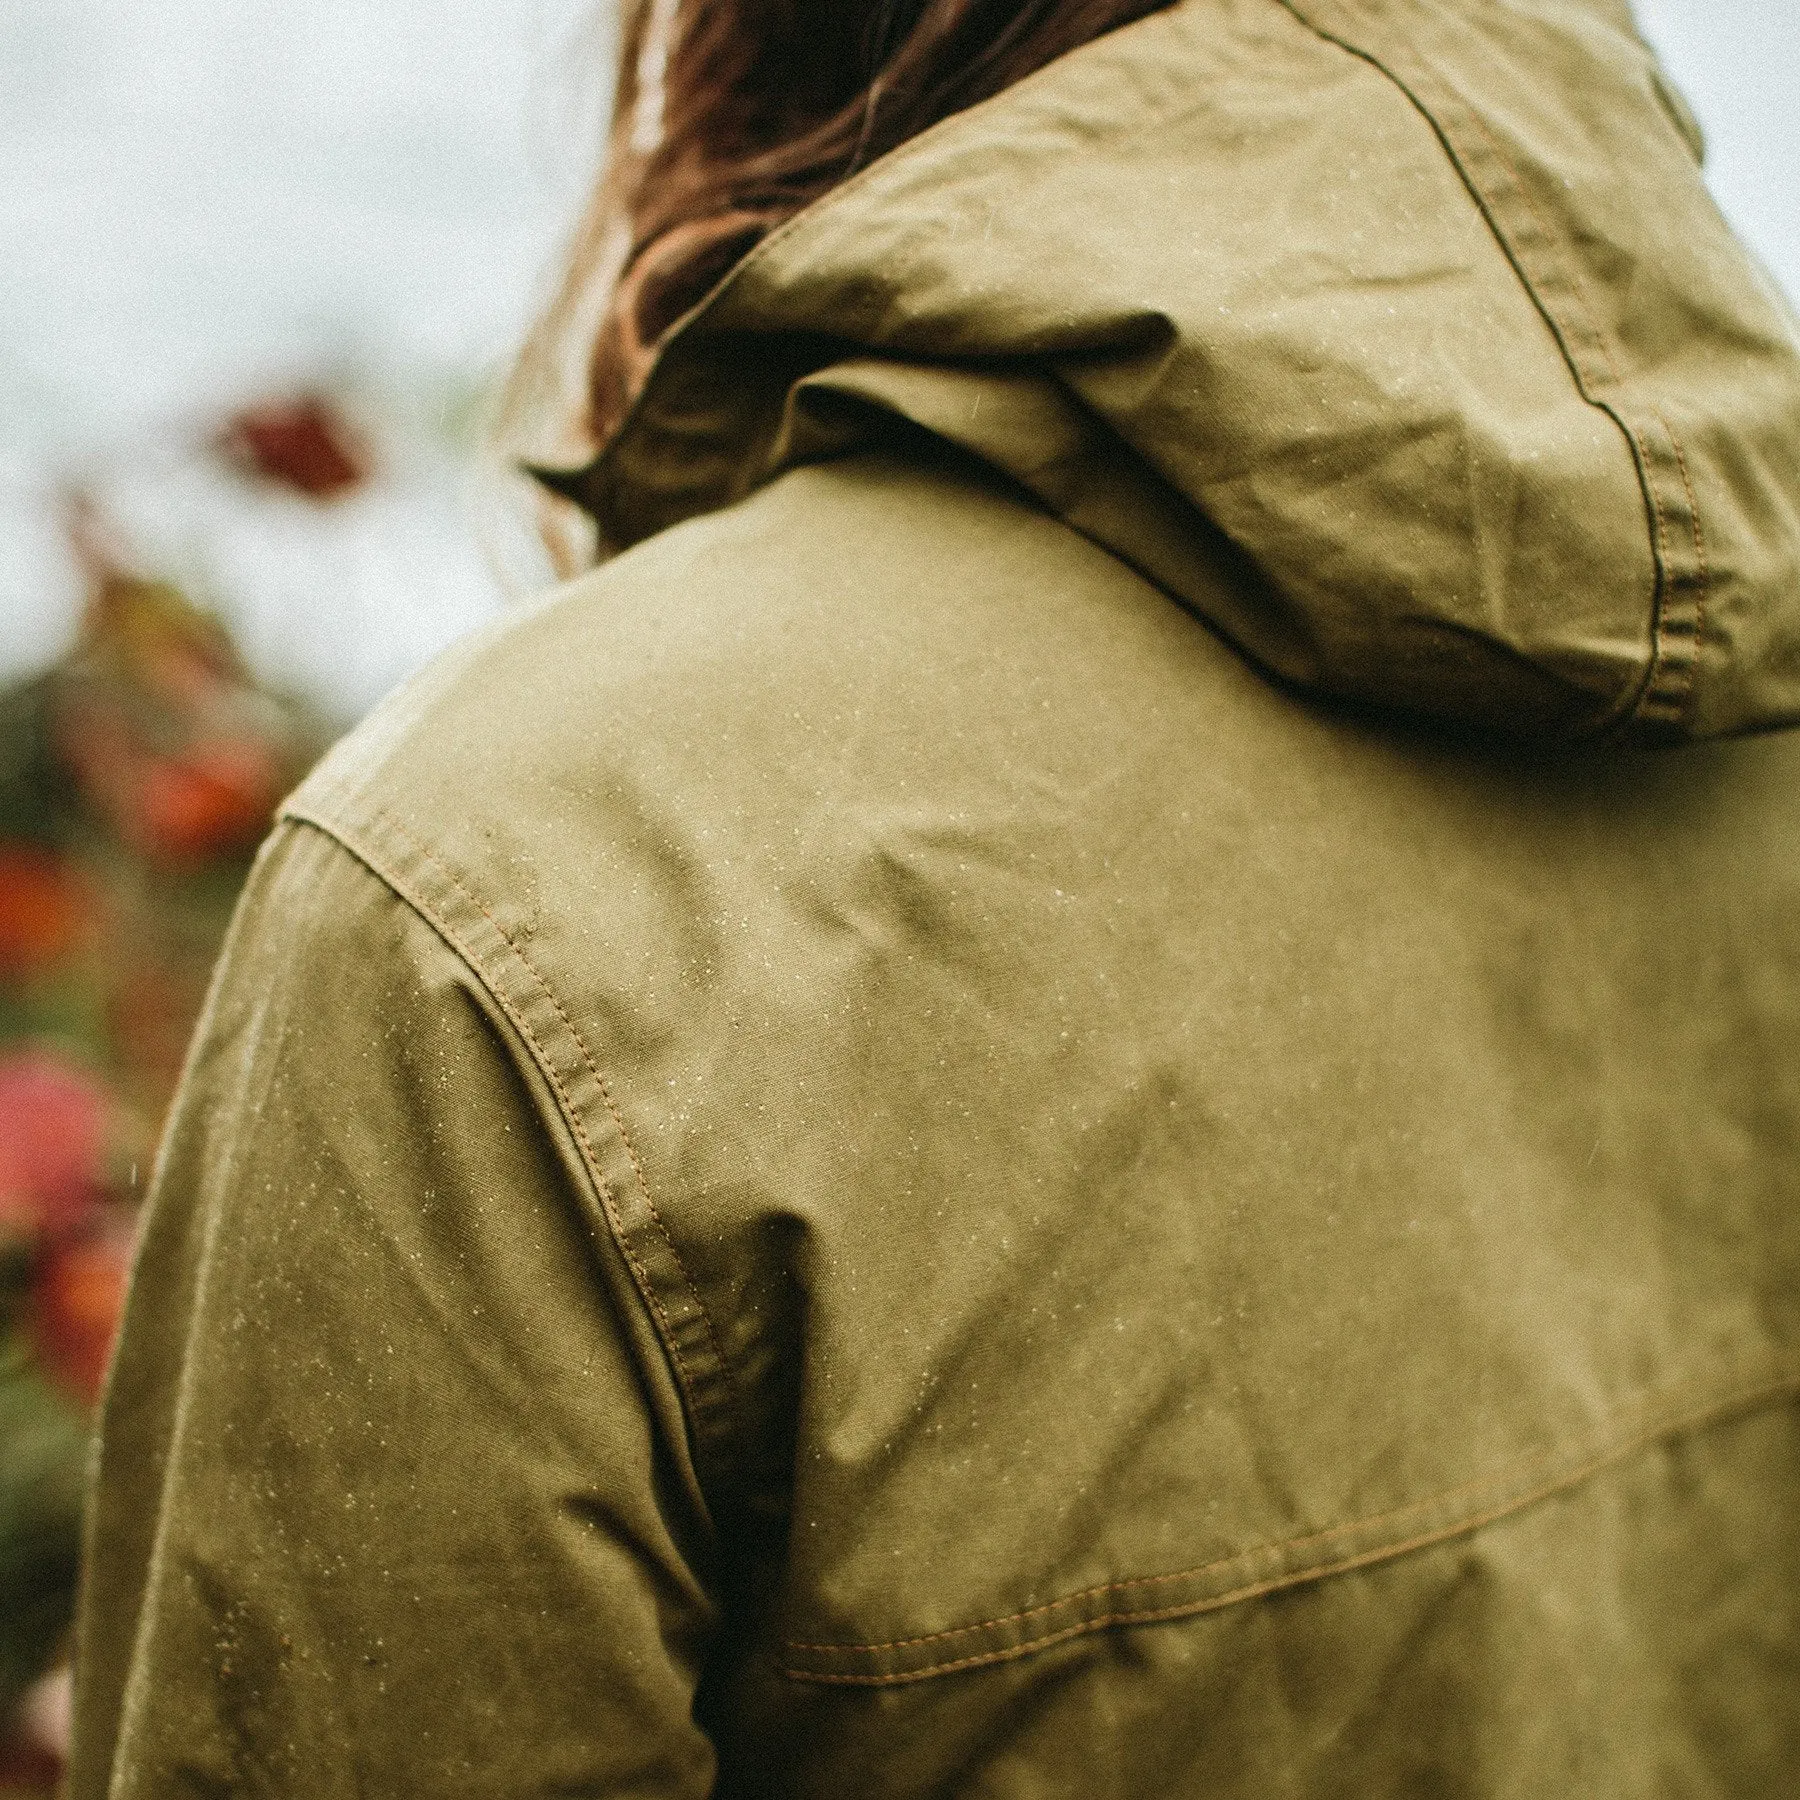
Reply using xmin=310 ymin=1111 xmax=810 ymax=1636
xmin=1275 ymin=0 xmax=1707 ymax=733
xmin=781 ymin=1365 xmax=1800 ymax=1678
xmin=1662 ymin=417 xmax=1711 ymax=667
xmin=1453 ymin=97 xmax=1688 ymax=723
xmin=281 ymin=808 xmax=719 ymax=1441
xmin=782 ymin=1368 xmax=1731 ymax=1652
xmin=1452 ymin=96 xmax=1711 ymax=720
xmin=1414 ymin=9 xmax=1711 ymax=723
xmin=374 ymin=809 xmax=735 ymax=1401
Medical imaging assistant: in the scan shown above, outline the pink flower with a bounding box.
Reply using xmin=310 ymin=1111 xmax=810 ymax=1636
xmin=0 ymin=1050 xmax=108 ymax=1242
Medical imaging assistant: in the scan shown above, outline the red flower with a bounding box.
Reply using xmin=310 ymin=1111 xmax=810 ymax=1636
xmin=218 ymin=393 xmax=370 ymax=499
xmin=0 ymin=845 xmax=89 ymax=978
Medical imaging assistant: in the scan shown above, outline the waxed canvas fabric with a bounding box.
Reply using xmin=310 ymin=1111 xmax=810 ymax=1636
xmin=72 ymin=1 xmax=1800 ymax=1795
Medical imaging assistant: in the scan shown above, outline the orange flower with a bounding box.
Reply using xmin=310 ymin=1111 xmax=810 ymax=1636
xmin=135 ymin=740 xmax=280 ymax=864
xmin=33 ymin=1222 xmax=135 ymax=1406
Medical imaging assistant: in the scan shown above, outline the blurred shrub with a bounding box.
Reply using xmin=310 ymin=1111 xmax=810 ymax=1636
xmin=0 ymin=492 xmax=330 ymax=1770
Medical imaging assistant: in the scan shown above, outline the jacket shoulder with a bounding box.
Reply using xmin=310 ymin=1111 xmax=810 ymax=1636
xmin=282 ymin=448 xmax=1218 ymax=1472
xmin=290 ymin=451 xmax=1161 ymax=851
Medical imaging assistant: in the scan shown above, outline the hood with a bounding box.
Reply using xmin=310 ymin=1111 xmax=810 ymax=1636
xmin=550 ymin=0 xmax=1800 ymax=742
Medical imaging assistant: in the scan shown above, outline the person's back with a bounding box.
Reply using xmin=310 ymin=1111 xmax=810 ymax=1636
xmin=72 ymin=2 xmax=1800 ymax=1794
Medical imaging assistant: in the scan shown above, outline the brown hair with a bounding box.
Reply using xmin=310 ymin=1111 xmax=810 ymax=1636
xmin=511 ymin=0 xmax=1174 ymax=476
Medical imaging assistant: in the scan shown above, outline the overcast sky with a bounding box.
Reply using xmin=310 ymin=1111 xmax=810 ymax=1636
xmin=1634 ymin=0 xmax=1799 ymax=303
xmin=1 ymin=0 xmax=1794 ymax=698
xmin=0 ymin=0 xmax=602 ymax=448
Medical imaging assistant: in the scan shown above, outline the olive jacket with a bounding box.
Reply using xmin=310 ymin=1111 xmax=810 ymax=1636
xmin=72 ymin=1 xmax=1800 ymax=1794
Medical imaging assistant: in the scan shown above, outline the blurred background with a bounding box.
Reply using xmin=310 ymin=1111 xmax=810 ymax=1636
xmin=0 ymin=0 xmax=1794 ymax=1790
xmin=1 ymin=0 xmax=611 ymax=716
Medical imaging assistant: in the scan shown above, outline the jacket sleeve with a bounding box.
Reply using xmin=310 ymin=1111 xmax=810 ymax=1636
xmin=68 ymin=819 xmax=720 ymax=1799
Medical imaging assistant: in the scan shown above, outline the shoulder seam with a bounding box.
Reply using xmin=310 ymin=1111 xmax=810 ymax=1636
xmin=279 ymin=801 xmax=739 ymax=1485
